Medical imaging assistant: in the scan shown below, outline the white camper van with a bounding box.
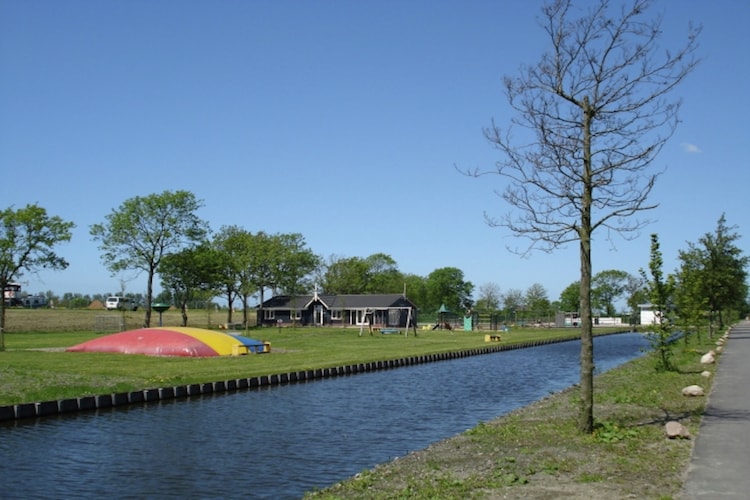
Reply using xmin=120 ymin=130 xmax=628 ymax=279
xmin=105 ymin=296 xmax=138 ymax=311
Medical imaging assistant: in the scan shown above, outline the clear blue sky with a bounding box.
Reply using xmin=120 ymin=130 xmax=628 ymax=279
xmin=2 ymin=0 xmax=748 ymax=306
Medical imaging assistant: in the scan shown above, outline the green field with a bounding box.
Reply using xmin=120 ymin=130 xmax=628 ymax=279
xmin=0 ymin=308 xmax=616 ymax=406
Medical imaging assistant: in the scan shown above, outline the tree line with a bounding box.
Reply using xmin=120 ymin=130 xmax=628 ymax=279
xmin=0 ymin=191 xmax=479 ymax=334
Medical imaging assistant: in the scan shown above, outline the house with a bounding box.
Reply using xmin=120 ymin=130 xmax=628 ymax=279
xmin=257 ymin=292 xmax=418 ymax=328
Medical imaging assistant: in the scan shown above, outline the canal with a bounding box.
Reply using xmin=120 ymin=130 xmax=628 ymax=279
xmin=0 ymin=333 xmax=648 ymax=499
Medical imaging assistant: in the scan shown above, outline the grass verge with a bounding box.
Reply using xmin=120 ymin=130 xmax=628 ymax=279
xmin=304 ymin=332 xmax=720 ymax=499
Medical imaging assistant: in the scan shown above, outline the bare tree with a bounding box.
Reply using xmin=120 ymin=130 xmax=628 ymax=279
xmin=463 ymin=0 xmax=699 ymax=432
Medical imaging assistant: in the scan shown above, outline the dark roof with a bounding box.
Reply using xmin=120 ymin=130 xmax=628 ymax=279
xmin=260 ymin=293 xmax=416 ymax=310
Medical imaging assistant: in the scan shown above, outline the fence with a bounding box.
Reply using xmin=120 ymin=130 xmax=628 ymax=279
xmin=94 ymin=315 xmax=126 ymax=334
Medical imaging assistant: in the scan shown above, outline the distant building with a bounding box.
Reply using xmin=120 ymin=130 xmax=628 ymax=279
xmin=639 ymin=304 xmax=662 ymax=325
xmin=555 ymin=311 xmax=623 ymax=327
xmin=257 ymin=292 xmax=417 ymax=328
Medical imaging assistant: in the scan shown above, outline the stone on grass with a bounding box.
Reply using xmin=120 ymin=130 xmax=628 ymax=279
xmin=682 ymin=385 xmax=704 ymax=397
xmin=665 ymin=421 xmax=691 ymax=439
xmin=701 ymin=370 xmax=712 ymax=378
xmin=700 ymin=351 xmax=715 ymax=364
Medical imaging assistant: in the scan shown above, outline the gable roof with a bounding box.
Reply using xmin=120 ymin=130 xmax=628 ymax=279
xmin=260 ymin=293 xmax=416 ymax=310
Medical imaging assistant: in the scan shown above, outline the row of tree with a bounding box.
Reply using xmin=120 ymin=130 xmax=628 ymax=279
xmin=0 ymin=191 xmax=478 ymax=338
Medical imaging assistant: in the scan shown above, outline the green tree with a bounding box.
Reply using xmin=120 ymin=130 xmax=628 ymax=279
xmin=212 ymin=225 xmax=253 ymax=324
xmin=273 ymin=233 xmax=320 ymax=297
xmin=624 ymin=274 xmax=647 ymax=326
xmin=243 ymin=231 xmax=279 ymax=325
xmin=0 ymin=203 xmax=74 ymax=349
xmin=591 ymin=270 xmax=629 ymax=316
xmin=321 ymin=255 xmax=370 ymax=294
xmin=403 ymin=273 xmax=428 ymax=314
xmin=525 ymin=283 xmax=550 ymax=323
xmin=321 ymin=253 xmax=403 ymax=295
xmin=159 ymin=244 xmax=225 ymax=326
xmin=362 ymin=253 xmax=404 ymax=294
xmin=559 ymin=281 xmax=580 ymax=313
xmin=674 ymin=244 xmax=709 ymax=342
xmin=502 ymin=288 xmax=525 ymax=324
xmin=694 ymin=215 xmax=748 ymax=330
xmin=641 ymin=234 xmax=676 ymax=372
xmin=90 ymin=190 xmax=208 ymax=327
xmin=425 ymin=267 xmax=474 ymax=314
xmin=464 ymin=0 xmax=699 ymax=432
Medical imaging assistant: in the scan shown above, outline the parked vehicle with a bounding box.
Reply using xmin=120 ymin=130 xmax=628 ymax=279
xmin=22 ymin=295 xmax=48 ymax=308
xmin=3 ymin=283 xmax=23 ymax=306
xmin=105 ymin=296 xmax=138 ymax=311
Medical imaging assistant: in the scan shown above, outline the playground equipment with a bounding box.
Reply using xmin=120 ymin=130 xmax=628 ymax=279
xmin=358 ymin=306 xmax=417 ymax=337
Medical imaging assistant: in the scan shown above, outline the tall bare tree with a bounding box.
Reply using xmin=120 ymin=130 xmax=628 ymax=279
xmin=463 ymin=0 xmax=699 ymax=432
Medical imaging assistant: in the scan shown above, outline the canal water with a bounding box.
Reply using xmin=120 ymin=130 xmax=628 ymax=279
xmin=0 ymin=333 xmax=648 ymax=499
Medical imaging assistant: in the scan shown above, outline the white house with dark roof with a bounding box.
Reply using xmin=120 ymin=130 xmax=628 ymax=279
xmin=257 ymin=292 xmax=417 ymax=328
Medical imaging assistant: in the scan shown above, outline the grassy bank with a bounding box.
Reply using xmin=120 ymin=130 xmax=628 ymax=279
xmin=1 ymin=324 xmax=607 ymax=406
xmin=305 ymin=332 xmax=720 ymax=499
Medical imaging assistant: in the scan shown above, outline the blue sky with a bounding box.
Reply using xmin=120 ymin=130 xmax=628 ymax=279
xmin=2 ymin=0 xmax=749 ymax=305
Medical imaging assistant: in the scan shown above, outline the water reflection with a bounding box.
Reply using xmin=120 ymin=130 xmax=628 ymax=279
xmin=0 ymin=333 xmax=647 ymax=499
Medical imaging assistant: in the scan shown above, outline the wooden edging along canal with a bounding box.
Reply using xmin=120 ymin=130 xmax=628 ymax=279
xmin=1 ymin=332 xmax=625 ymax=422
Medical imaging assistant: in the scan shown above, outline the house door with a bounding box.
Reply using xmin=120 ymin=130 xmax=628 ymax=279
xmin=314 ymin=305 xmax=324 ymax=325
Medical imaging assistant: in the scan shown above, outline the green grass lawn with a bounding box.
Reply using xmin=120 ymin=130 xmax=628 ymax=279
xmin=0 ymin=325 xmax=614 ymax=406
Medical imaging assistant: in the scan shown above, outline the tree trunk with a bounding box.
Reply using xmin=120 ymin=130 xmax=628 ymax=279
xmin=578 ymin=95 xmax=595 ymax=434
xmin=0 ymin=300 xmax=5 ymax=351
xmin=242 ymin=295 xmax=249 ymax=326
xmin=257 ymin=287 xmax=266 ymax=327
xmin=226 ymin=291 xmax=234 ymax=323
xmin=180 ymin=303 xmax=188 ymax=327
xmin=578 ymin=230 xmax=594 ymax=433
xmin=144 ymin=266 xmax=154 ymax=328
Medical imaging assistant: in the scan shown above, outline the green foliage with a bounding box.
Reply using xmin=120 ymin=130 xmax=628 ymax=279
xmin=524 ymin=283 xmax=550 ymax=320
xmin=593 ymin=420 xmax=638 ymax=443
xmin=676 ymin=214 xmax=749 ymax=330
xmin=321 ymin=253 xmax=404 ymax=296
xmin=591 ymin=270 xmax=630 ymax=316
xmin=559 ymin=281 xmax=580 ymax=312
xmin=90 ymin=190 xmax=208 ymax=326
xmin=159 ymin=244 xmax=227 ymax=326
xmin=641 ymin=234 xmax=677 ymax=372
xmin=502 ymin=288 xmax=525 ymax=322
xmin=424 ymin=267 xmax=474 ymax=314
xmin=0 ymin=203 xmax=75 ymax=349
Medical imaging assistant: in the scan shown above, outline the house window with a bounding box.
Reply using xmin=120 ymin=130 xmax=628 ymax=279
xmin=264 ymin=309 xmax=275 ymax=320
xmin=331 ymin=309 xmax=342 ymax=320
xmin=291 ymin=309 xmax=301 ymax=320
